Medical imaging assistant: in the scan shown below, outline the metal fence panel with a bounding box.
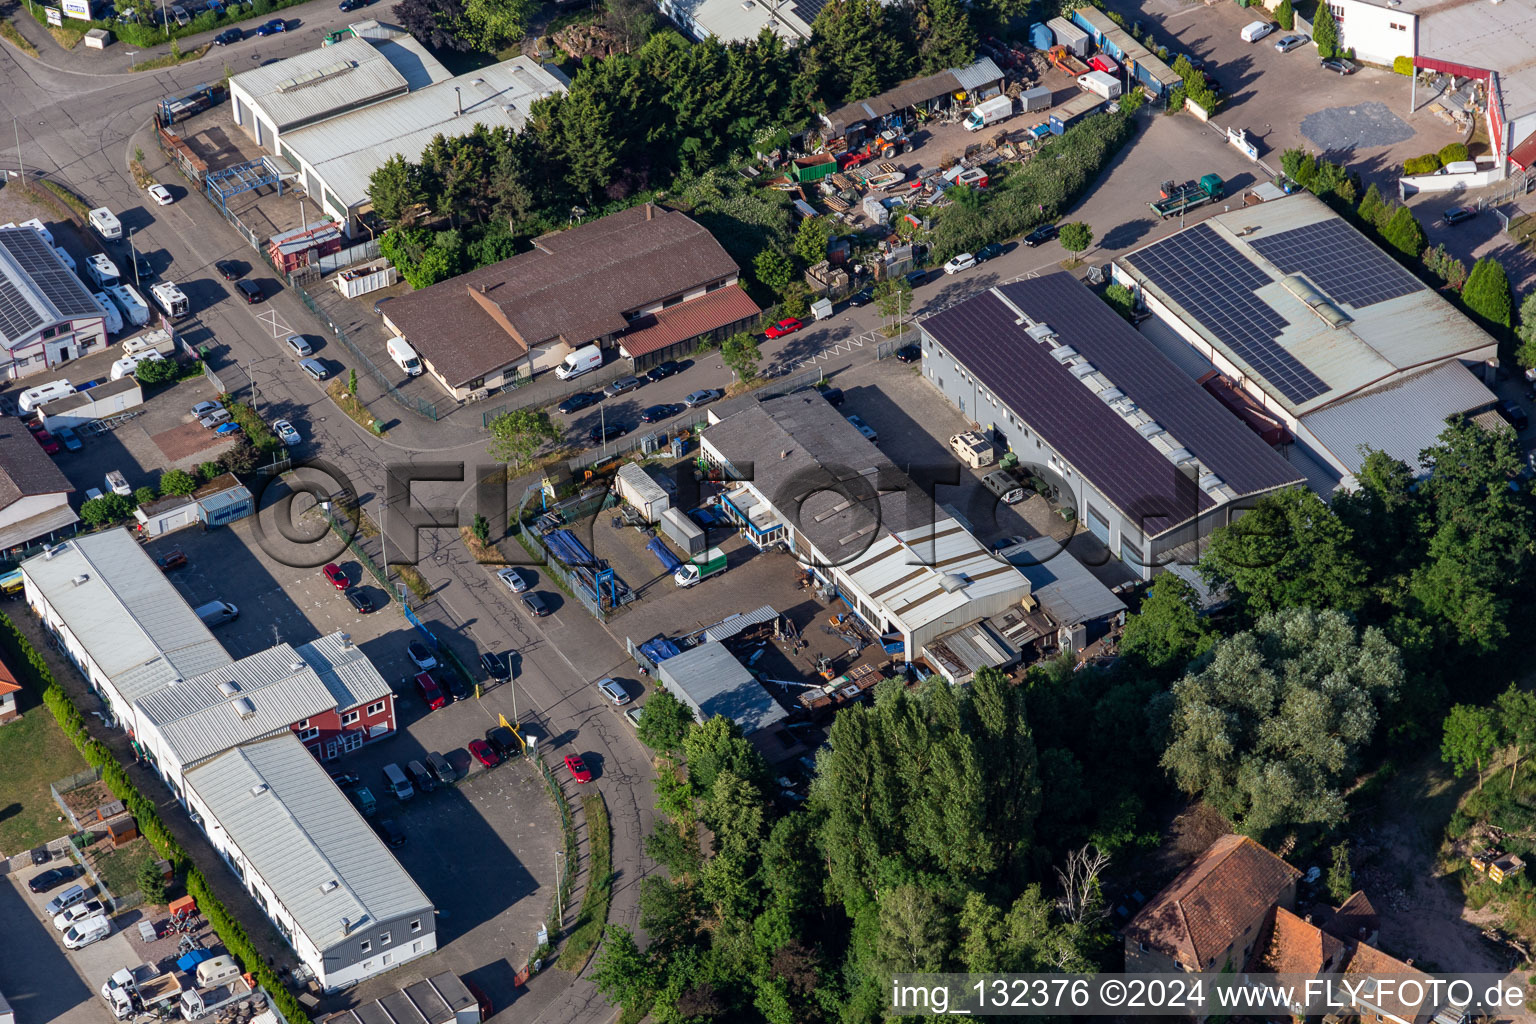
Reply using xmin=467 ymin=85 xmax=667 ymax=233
xmin=755 ymin=369 xmax=825 ymax=400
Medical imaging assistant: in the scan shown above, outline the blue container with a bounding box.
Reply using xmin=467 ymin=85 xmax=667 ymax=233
xmin=1029 ymin=22 xmax=1053 ymax=50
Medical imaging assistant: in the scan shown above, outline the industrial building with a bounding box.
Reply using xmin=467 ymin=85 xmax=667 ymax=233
xmin=227 ymin=22 xmax=569 ymax=235
xmin=185 ymin=733 xmax=437 ymax=992
xmin=1315 ymin=0 xmax=1534 ymax=176
xmin=918 ymin=273 xmax=1305 ymax=578
xmin=382 ymin=203 xmax=759 ymax=399
xmin=655 ymin=642 xmax=789 ymax=737
xmin=820 ymin=59 xmax=1006 ymax=146
xmin=1112 ymin=194 xmax=1501 ymax=485
xmin=0 ymin=224 xmax=109 ymax=378
xmin=0 ymin=418 xmax=77 ymax=556
xmin=700 ymin=393 xmax=1037 ymax=660
xmin=322 ymin=972 xmax=483 ymax=1024
xmin=655 ymin=0 xmax=815 ymax=44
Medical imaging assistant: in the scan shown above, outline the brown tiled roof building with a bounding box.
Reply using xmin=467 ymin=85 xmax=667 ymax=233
xmin=1124 ymin=834 xmax=1302 ymax=973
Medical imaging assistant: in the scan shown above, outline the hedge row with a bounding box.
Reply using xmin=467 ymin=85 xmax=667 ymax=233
xmin=0 ymin=610 xmax=312 ymax=1024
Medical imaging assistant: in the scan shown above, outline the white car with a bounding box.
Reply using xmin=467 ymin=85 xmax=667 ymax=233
xmin=496 ymin=567 xmax=529 ymax=594
xmin=943 ymin=253 xmax=977 ymax=275
xmin=273 ymin=419 xmax=301 ymax=446
xmin=53 ymin=899 xmax=104 ymax=931
xmin=147 ymin=184 xmax=174 ymax=206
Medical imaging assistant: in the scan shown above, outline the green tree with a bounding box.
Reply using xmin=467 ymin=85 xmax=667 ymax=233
xmin=348 ymin=369 xmax=359 ymax=396
xmin=1357 ymin=182 xmax=1387 ymax=229
xmin=471 ymin=513 xmax=490 ymax=545
xmin=137 ymin=861 xmax=167 ymax=905
xmin=683 ymin=716 xmax=768 ymax=796
xmin=873 ymin=276 xmax=913 ymax=322
xmin=914 ymin=0 xmax=976 ymax=74
xmin=1314 ymin=1 xmax=1339 ymax=58
xmin=132 ymin=486 xmax=156 ymax=507
xmin=367 ymin=154 xmax=425 ymax=226
xmin=197 ymin=461 xmax=222 ymax=482
xmin=1461 ymin=257 xmax=1512 ymax=331
xmin=1161 ymin=607 xmax=1402 ymax=837
xmin=792 ymin=216 xmax=832 ymax=267
xmin=1102 ymin=282 xmax=1136 ymax=321
xmin=590 ymin=927 xmax=658 ymax=1016
xmin=1199 ymin=487 xmax=1368 ymax=619
xmin=80 ymin=494 xmax=132 ymax=525
xmin=1496 ymin=686 xmax=1536 ymax=786
xmin=754 ymin=247 xmax=795 ymax=294
xmin=487 ymin=408 xmax=561 ymax=468
xmin=805 ymin=0 xmax=912 ymax=103
xmin=133 ymin=357 xmax=180 ymax=384
xmin=1515 ymin=292 xmax=1536 ymax=368
xmin=1275 ymin=0 xmax=1294 ymax=28
xmin=1441 ymin=703 xmax=1498 ymax=790
xmin=1326 ymin=842 xmax=1352 ymax=904
xmin=876 ymin=885 xmax=953 ymax=972
xmin=722 ymin=331 xmax=763 ymax=382
xmin=1380 ymin=206 xmax=1426 ymax=259
xmin=159 ymin=469 xmax=197 ymax=497
xmin=1058 ymin=221 xmax=1093 ymax=255
xmin=637 ymin=688 xmax=695 ymax=752
xmin=1118 ymin=573 xmax=1215 ymax=676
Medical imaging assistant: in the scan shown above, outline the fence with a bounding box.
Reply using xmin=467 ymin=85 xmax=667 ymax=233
xmin=565 ymin=418 xmax=709 ymax=475
xmin=533 ymin=751 xmax=578 ymax=937
xmin=516 ymin=528 xmax=608 ymax=622
xmin=48 ymin=768 xmax=144 ymax=913
xmin=289 ymin=279 xmax=439 ymax=421
xmin=875 ymin=332 xmax=920 ymax=359
xmin=50 ymin=767 xmax=102 ymax=831
xmin=755 ymin=369 xmax=825 ymax=400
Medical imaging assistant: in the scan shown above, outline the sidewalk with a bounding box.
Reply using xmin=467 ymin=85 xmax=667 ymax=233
xmin=9 ymin=608 xmax=303 ymax=980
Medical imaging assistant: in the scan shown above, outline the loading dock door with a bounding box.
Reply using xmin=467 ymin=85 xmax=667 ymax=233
xmin=1087 ymin=505 xmax=1110 ymax=545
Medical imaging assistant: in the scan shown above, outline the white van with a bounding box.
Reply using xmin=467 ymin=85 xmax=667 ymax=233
xmin=105 ymin=471 xmax=130 ymax=496
xmin=982 ymin=470 xmax=1025 ymax=505
xmin=88 ymin=207 xmax=123 ymax=241
xmin=85 ymin=253 xmax=121 ymax=288
xmin=194 ymin=600 xmax=239 ymax=627
xmin=19 ymin=379 xmax=75 ymax=412
xmin=1240 ymin=20 xmax=1274 ymax=41
xmin=91 ymin=292 xmax=124 ymax=335
xmin=63 ymin=914 xmax=112 ymax=950
xmin=555 ymin=345 xmax=602 ymax=381
xmin=382 ymin=763 xmax=414 ymax=801
xmin=150 ymin=282 xmax=188 ymax=319
xmin=387 ymin=336 xmax=423 ymax=376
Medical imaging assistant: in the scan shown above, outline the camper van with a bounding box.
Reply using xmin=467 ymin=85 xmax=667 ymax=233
xmin=981 ymin=470 xmax=1025 ymax=505
xmin=150 ymin=282 xmax=188 ymax=320
xmin=386 ymin=336 xmax=423 ymax=376
xmin=18 ymin=379 xmax=76 ymax=413
xmin=85 ymin=253 xmax=121 ymax=289
xmin=121 ymin=329 xmax=175 ymax=358
xmin=555 ymin=345 xmax=602 ymax=381
xmin=91 ymin=292 xmax=124 ymax=335
xmin=88 ymin=207 xmax=123 ymax=241
xmin=106 ymin=285 xmax=150 ymax=328
xmin=53 ymin=247 xmax=76 ymax=274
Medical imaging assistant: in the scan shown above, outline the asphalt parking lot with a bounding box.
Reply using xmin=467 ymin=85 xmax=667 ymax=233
xmin=0 ymin=859 xmax=125 ymax=1024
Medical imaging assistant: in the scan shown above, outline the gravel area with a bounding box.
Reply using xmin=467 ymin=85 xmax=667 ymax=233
xmin=1300 ymin=102 xmax=1416 ymax=151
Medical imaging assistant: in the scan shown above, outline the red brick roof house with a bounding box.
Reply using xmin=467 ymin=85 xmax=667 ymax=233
xmin=1124 ymin=834 xmax=1302 ymax=973
xmin=1248 ymin=906 xmax=1347 ymax=975
xmin=0 ymin=655 xmax=19 ymax=724
xmin=382 ymin=203 xmax=759 ymax=400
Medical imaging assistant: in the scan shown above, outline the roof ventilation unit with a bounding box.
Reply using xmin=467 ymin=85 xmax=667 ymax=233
xmin=218 ymin=680 xmax=241 ymax=697
xmin=235 ymin=697 xmax=256 ymax=719
xmin=1049 ymin=346 xmax=1079 ymax=363
xmin=1070 ymin=362 xmax=1098 ymax=379
xmin=1136 ymin=420 xmax=1166 ymax=439
xmin=249 ymin=784 xmax=268 ymax=797
xmin=1166 ymin=448 xmax=1195 ymax=466
xmin=938 ymin=573 xmax=967 ymax=593
xmin=340 ymin=634 xmax=354 ymax=648
xmin=291 ymin=662 xmax=306 ymax=673
xmin=1199 ymin=471 xmax=1228 ymax=493
xmin=1026 ymin=323 xmax=1056 ymax=343
xmin=1097 ymin=387 xmax=1125 ymax=405
xmin=71 ymin=574 xmax=89 ymax=586
xmin=319 ymin=880 xmax=339 ymax=894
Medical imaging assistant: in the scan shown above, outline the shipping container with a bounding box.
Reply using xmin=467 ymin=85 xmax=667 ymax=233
xmin=1047 ymin=16 xmax=1089 ymax=57
xmin=659 ymin=506 xmax=705 ymax=556
xmin=1049 ymin=93 xmax=1106 ymax=134
xmin=616 ymin=463 xmax=669 ymax=523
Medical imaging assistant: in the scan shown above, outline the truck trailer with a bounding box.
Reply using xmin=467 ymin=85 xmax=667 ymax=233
xmin=1149 ymin=174 xmax=1225 ymax=218
xmin=674 ymin=546 xmax=726 ymax=588
xmin=1077 ymin=70 xmax=1122 ymax=100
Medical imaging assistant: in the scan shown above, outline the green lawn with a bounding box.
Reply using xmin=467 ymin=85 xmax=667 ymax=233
xmin=88 ymin=838 xmax=156 ymax=903
xmin=0 ymin=694 xmax=87 ymax=856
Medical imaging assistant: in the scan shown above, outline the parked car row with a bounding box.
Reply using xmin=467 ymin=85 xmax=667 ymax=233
xmin=26 ymin=866 xmax=113 ymax=949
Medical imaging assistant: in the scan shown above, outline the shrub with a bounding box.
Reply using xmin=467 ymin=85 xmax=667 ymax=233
xmin=80 ymin=494 xmax=132 ymax=525
xmin=1438 ymin=143 xmax=1470 ymax=165
xmin=1102 ymin=283 xmax=1136 ymax=321
xmin=1393 ymin=55 xmax=1414 ymax=75
xmin=225 ymin=401 xmax=280 ymax=454
xmin=133 ymin=486 xmax=156 ymax=507
xmin=1275 ymin=0 xmax=1294 ymax=29
xmin=1404 ymin=153 xmax=1441 ymax=175
xmin=160 ymin=469 xmax=197 ymax=497
xmin=133 ymin=357 xmax=180 ymax=385
xmin=198 ymin=461 xmax=222 ymax=482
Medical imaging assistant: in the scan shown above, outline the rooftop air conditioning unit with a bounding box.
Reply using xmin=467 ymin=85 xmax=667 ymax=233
xmin=71 ymin=574 xmax=89 ymax=586
xmin=249 ymin=784 xmax=268 ymax=797
xmin=218 ymin=680 xmax=240 ymax=696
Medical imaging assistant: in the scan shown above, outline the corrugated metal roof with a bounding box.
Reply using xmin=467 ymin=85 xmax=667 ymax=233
xmin=951 ymin=57 xmax=1004 ymax=93
xmin=656 ymin=642 xmax=786 ymax=735
xmin=230 ymin=37 xmax=412 ymax=133
xmin=617 ymin=284 xmax=760 ymax=358
xmin=280 ymin=56 xmax=569 ymax=211
xmin=0 ymin=501 xmax=78 ymax=550
xmin=920 ymin=620 xmax=1018 ymax=682
xmin=1417 ymin=0 xmax=1536 ymax=123
xmin=702 ymin=604 xmax=779 ymax=643
xmin=185 ymin=733 xmax=433 ymax=954
xmin=1009 ymin=537 xmax=1127 ymax=626
xmin=843 ymin=523 xmax=1029 ymax=635
xmin=136 ymin=644 xmax=338 ymax=769
xmin=296 ymin=632 xmax=393 ymax=711
xmin=1118 ymin=194 xmax=1499 ymax=418
xmin=681 ymin=0 xmax=814 ymax=44
xmin=21 ymin=529 xmax=231 ymax=707
xmin=1299 ymin=361 xmax=1497 ymax=477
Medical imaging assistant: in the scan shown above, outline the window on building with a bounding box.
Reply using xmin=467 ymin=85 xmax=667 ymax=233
xmin=366 ymin=700 xmax=386 ymax=716
xmin=295 ymin=719 xmax=309 ymax=730
xmin=341 ymin=711 xmax=359 ymax=726
xmin=297 ymin=727 xmax=319 ymax=742
xmin=937 ymin=378 xmax=944 ymax=389
xmin=381 ymin=931 xmax=391 ymax=946
xmin=410 ymin=919 xmax=421 ymax=933
xmin=360 ymin=940 xmax=371 ymax=954
xmin=412 ymin=940 xmax=422 ymax=954
xmin=363 ymin=961 xmax=373 ymax=971
xmin=1390 ymin=20 xmax=1405 ymax=28
xmin=382 ymin=953 xmax=392 ymax=966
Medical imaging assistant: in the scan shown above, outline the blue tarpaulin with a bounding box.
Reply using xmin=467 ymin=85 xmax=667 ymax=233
xmin=647 ymin=537 xmax=683 ymax=573
xmin=544 ymin=529 xmax=596 ymax=567
xmin=640 ymin=636 xmax=682 ymax=663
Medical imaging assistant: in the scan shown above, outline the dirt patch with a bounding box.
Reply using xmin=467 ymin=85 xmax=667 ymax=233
xmin=60 ymin=779 xmax=114 ymax=826
xmin=151 ymin=422 xmax=230 ymax=463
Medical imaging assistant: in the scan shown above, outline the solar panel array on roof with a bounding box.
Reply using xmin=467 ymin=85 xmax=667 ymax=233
xmin=1125 ymin=224 xmax=1329 ymax=405
xmin=792 ymin=0 xmax=833 ymax=25
xmin=0 ymin=274 xmax=37 ymax=342
xmin=1248 ymin=219 xmax=1423 ymax=309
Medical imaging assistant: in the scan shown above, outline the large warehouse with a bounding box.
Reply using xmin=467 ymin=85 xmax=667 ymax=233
xmin=0 ymin=225 xmax=108 ymax=378
xmin=228 ymin=21 xmax=569 ymax=235
xmin=919 ymin=273 xmax=1305 ymax=578
xmin=1112 ymin=194 xmax=1500 ymax=485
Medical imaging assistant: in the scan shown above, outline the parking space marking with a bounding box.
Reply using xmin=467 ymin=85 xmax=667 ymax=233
xmin=253 ymin=307 xmax=293 ymax=339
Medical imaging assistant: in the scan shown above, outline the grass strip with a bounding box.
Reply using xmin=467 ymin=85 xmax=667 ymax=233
xmin=0 ymin=19 xmax=38 ymax=57
xmin=556 ymin=792 xmax=612 ymax=971
xmin=326 ymin=380 xmax=385 ymax=435
xmin=130 ymin=43 xmax=209 ymax=71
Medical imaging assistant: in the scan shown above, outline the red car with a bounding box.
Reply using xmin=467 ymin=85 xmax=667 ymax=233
xmin=564 ymin=754 xmax=592 ymax=783
xmin=764 ymin=317 xmax=804 ymax=339
xmin=468 ymin=739 xmax=500 ymax=768
xmin=322 ymin=563 xmax=348 ymax=590
xmin=414 ymin=671 xmax=446 ymax=710
xmin=34 ymin=429 xmax=60 ymax=455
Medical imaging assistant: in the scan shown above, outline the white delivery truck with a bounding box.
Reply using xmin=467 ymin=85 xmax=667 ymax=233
xmin=964 ymin=94 xmax=1015 ymax=132
xmin=106 ymin=284 xmax=151 ymax=327
xmin=85 ymin=253 xmax=121 ymax=288
xmin=18 ymin=379 xmax=75 ymax=412
xmin=88 ymin=207 xmax=123 ymax=241
xmin=555 ymin=344 xmax=602 ymax=380
xmin=63 ymin=914 xmax=112 ymax=950
xmin=386 ymin=336 xmax=423 ymax=376
xmin=1077 ymin=70 xmax=1122 ymax=100
xmin=91 ymin=292 xmax=125 ymax=335
xmin=150 ymin=281 xmax=188 ymax=319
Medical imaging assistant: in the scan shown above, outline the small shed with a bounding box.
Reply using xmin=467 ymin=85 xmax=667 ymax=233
xmin=615 ymin=464 xmax=669 ymax=523
xmin=135 ymin=495 xmax=198 ymax=537
xmin=105 ymin=814 xmax=138 ymax=847
xmin=84 ymin=27 xmax=111 ymax=48
xmin=96 ymin=799 xmax=126 ymax=821
xmin=195 ymin=474 xmax=254 ymax=528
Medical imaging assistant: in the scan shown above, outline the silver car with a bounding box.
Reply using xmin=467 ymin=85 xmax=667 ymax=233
xmin=496 ymin=567 xmax=529 ymax=593
xmin=597 ymin=678 xmax=630 ymax=705
xmin=299 ymin=358 xmax=328 ymax=381
xmin=1274 ymin=33 xmax=1310 ymax=52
